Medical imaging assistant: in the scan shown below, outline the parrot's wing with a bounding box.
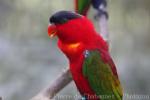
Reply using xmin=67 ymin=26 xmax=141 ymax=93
xmin=75 ymin=0 xmax=92 ymax=16
xmin=83 ymin=50 xmax=123 ymax=100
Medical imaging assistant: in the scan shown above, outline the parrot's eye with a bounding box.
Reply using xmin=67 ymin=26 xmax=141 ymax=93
xmin=50 ymin=18 xmax=68 ymax=25
xmin=59 ymin=18 xmax=68 ymax=24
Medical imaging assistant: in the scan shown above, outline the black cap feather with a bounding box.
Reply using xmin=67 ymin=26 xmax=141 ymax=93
xmin=49 ymin=11 xmax=82 ymax=24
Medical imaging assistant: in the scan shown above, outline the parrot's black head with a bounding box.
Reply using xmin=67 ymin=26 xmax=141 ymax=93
xmin=48 ymin=10 xmax=96 ymax=44
xmin=49 ymin=11 xmax=82 ymax=24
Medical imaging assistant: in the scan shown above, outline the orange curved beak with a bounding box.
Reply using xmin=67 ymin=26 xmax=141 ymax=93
xmin=48 ymin=24 xmax=57 ymax=38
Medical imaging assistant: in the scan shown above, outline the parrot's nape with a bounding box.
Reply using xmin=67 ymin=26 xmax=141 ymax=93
xmin=48 ymin=11 xmax=123 ymax=100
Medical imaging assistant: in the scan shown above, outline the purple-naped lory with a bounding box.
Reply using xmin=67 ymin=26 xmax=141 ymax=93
xmin=48 ymin=11 xmax=123 ymax=100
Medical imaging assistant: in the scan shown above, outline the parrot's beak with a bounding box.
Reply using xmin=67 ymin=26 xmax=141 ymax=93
xmin=48 ymin=24 xmax=57 ymax=38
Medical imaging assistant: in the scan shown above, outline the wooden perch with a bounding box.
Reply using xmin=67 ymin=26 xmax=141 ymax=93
xmin=98 ymin=3 xmax=109 ymax=43
xmin=30 ymin=69 xmax=72 ymax=100
xmin=30 ymin=3 xmax=108 ymax=100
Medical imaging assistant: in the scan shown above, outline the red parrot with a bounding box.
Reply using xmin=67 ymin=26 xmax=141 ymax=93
xmin=48 ymin=11 xmax=123 ymax=100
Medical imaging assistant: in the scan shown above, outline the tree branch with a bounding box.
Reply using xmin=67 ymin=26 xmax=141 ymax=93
xmin=30 ymin=69 xmax=72 ymax=100
xmin=98 ymin=3 xmax=109 ymax=43
xmin=30 ymin=3 xmax=109 ymax=100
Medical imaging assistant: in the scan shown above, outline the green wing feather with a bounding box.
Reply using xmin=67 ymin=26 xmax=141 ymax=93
xmin=83 ymin=50 xmax=123 ymax=100
xmin=75 ymin=0 xmax=92 ymax=15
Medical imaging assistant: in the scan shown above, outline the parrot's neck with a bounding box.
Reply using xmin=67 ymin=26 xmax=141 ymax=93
xmin=58 ymin=40 xmax=85 ymax=62
xmin=57 ymin=34 xmax=108 ymax=62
